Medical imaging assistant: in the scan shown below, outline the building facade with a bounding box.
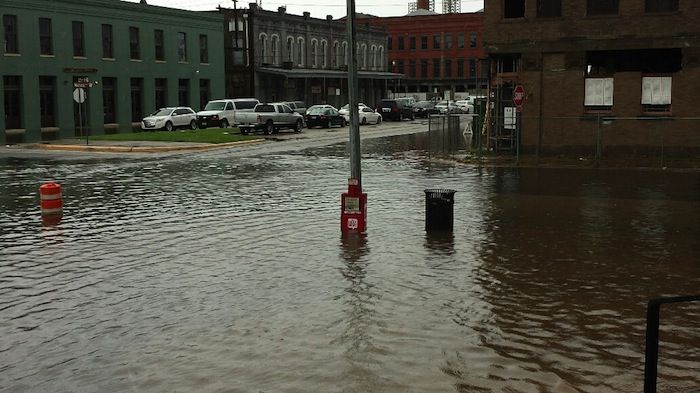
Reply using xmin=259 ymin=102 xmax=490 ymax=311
xmin=484 ymin=0 xmax=700 ymax=156
xmin=362 ymin=6 xmax=487 ymax=100
xmin=1 ymin=0 xmax=224 ymax=144
xmin=220 ymin=4 xmax=399 ymax=109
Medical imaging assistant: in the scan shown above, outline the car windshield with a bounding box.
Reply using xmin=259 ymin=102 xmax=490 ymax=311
xmin=151 ymin=108 xmax=173 ymax=116
xmin=380 ymin=100 xmax=397 ymax=108
xmin=235 ymin=100 xmax=258 ymax=110
xmin=308 ymin=107 xmax=329 ymax=115
xmin=204 ymin=102 xmax=226 ymax=111
xmin=415 ymin=102 xmax=433 ymax=108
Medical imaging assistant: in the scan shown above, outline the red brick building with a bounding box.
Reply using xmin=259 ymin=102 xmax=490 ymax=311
xmin=484 ymin=0 xmax=700 ymax=158
xmin=361 ymin=3 xmax=487 ymax=100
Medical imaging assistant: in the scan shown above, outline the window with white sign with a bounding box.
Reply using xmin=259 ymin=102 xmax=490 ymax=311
xmin=584 ymin=77 xmax=614 ymax=111
xmin=641 ymin=76 xmax=672 ymax=113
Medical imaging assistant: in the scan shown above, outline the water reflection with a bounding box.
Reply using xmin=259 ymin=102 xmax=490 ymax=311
xmin=424 ymin=232 xmax=455 ymax=256
xmin=336 ymin=233 xmax=383 ymax=392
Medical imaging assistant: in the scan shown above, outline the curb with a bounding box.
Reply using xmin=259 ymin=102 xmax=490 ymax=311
xmin=25 ymin=139 xmax=266 ymax=153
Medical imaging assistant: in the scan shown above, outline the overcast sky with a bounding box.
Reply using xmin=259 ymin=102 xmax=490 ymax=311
xmin=125 ymin=0 xmax=484 ymax=19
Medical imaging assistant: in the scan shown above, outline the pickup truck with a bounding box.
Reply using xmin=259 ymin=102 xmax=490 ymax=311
xmin=237 ymin=102 xmax=304 ymax=135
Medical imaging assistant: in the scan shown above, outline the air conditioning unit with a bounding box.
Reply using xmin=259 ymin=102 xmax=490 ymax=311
xmin=282 ymin=61 xmax=294 ymax=69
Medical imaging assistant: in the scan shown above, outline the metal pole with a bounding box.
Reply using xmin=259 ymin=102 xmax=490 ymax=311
xmin=347 ymin=0 xmax=361 ymax=184
xmin=516 ymin=111 xmax=520 ymax=165
xmin=78 ymin=94 xmax=84 ymax=145
xmin=595 ymin=114 xmax=602 ymax=167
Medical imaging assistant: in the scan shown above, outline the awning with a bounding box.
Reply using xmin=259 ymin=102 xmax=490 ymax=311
xmin=257 ymin=66 xmax=404 ymax=80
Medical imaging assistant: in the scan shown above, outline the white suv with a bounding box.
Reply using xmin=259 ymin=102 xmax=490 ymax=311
xmin=141 ymin=107 xmax=197 ymax=131
xmin=196 ymin=98 xmax=259 ymax=129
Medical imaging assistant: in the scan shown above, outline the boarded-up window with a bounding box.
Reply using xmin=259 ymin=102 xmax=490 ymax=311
xmin=588 ymin=0 xmax=618 ymax=15
xmin=645 ymin=0 xmax=678 ymax=12
xmin=537 ymin=0 xmax=562 ymax=17
xmin=504 ymin=0 xmax=526 ymax=18
xmin=584 ymin=78 xmax=614 ymax=107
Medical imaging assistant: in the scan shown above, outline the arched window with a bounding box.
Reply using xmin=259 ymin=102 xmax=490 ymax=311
xmin=271 ymin=34 xmax=280 ymax=65
xmin=333 ymin=41 xmax=339 ymax=68
xmin=297 ymin=37 xmax=305 ymax=67
xmin=311 ymin=39 xmax=318 ymax=68
xmin=370 ymin=45 xmax=377 ymax=70
xmin=286 ymin=36 xmax=294 ymax=62
xmin=321 ymin=40 xmax=328 ymax=68
xmin=361 ymin=44 xmax=367 ymax=69
xmin=259 ymin=33 xmax=268 ymax=64
xmin=378 ymin=46 xmax=384 ymax=70
xmin=342 ymin=41 xmax=348 ymax=66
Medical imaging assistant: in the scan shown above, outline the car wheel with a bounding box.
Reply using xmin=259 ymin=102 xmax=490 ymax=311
xmin=361 ymin=117 xmax=367 ymax=125
xmin=221 ymin=119 xmax=229 ymax=128
xmin=189 ymin=120 xmax=197 ymax=130
xmin=398 ymin=113 xmax=403 ymax=121
xmin=241 ymin=129 xmax=248 ymax=135
xmin=410 ymin=113 xmax=415 ymax=121
xmin=376 ymin=116 xmax=382 ymax=125
xmin=264 ymin=120 xmax=274 ymax=135
xmin=294 ymin=119 xmax=303 ymax=133
xmin=326 ymin=119 xmax=332 ymax=129
xmin=341 ymin=118 xmax=346 ymax=127
xmin=164 ymin=121 xmax=173 ymax=131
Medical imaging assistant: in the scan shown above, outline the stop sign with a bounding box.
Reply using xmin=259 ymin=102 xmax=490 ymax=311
xmin=513 ymin=85 xmax=525 ymax=109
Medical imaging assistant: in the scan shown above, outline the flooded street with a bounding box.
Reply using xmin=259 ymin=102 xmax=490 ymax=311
xmin=1 ymin=131 xmax=699 ymax=393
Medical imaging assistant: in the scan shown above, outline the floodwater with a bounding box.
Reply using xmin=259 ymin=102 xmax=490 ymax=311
xmin=1 ymin=135 xmax=699 ymax=393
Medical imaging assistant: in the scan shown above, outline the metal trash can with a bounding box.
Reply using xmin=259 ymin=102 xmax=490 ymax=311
xmin=424 ymin=189 xmax=456 ymax=231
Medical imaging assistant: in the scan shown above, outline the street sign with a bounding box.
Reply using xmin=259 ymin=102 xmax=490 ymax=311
xmin=513 ymin=84 xmax=525 ymax=112
xmin=73 ymin=88 xmax=86 ymax=104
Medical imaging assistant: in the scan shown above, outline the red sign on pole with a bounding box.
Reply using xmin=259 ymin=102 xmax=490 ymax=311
xmin=513 ymin=84 xmax=525 ymax=112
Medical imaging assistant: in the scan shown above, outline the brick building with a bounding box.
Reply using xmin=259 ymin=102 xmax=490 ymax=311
xmin=362 ymin=1 xmax=487 ymax=100
xmin=484 ymin=0 xmax=700 ymax=157
xmin=1 ymin=0 xmax=224 ymax=144
xmin=219 ymin=4 xmax=398 ymax=108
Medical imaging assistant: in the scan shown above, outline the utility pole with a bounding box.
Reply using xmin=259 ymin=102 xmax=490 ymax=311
xmin=340 ymin=0 xmax=367 ymax=234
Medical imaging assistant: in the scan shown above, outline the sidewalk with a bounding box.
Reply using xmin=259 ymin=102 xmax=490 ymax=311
xmin=19 ymin=138 xmax=265 ymax=153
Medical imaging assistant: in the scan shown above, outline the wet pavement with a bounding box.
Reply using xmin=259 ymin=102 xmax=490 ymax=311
xmin=1 ymin=127 xmax=699 ymax=393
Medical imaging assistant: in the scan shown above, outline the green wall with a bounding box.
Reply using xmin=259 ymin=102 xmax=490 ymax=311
xmin=1 ymin=0 xmax=224 ymax=143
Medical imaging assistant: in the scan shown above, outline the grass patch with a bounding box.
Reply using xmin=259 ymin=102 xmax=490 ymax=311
xmin=88 ymin=128 xmax=260 ymax=144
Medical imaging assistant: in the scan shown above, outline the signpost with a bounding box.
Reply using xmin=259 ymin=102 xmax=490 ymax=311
xmin=512 ymin=84 xmax=524 ymax=164
xmin=73 ymin=77 xmax=90 ymax=145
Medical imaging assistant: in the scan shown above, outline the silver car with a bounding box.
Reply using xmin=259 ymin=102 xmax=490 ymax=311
xmin=141 ymin=107 xmax=197 ymax=131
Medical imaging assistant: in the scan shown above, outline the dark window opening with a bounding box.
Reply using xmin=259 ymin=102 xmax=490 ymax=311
xmin=155 ymin=30 xmax=165 ymax=61
xmin=433 ymin=34 xmax=440 ymax=49
xmin=130 ymin=78 xmax=143 ymax=122
xmin=469 ymin=32 xmax=477 ymax=47
xmin=129 ymin=27 xmax=140 ymax=60
xmin=3 ymin=76 xmax=22 ymax=129
xmin=409 ymin=36 xmax=416 ymax=50
xmin=199 ymin=34 xmax=208 ymax=63
xmin=537 ymin=0 xmax=562 ymax=17
xmin=387 ymin=37 xmax=392 ymax=50
xmin=72 ymin=21 xmax=84 ymax=57
xmin=199 ymin=79 xmax=210 ymax=111
xmin=420 ymin=60 xmax=428 ymax=78
xmin=39 ymin=76 xmax=56 ymax=127
xmin=480 ymin=59 xmax=490 ymax=77
xmin=39 ymin=18 xmax=53 ymax=55
xmin=421 ymin=36 xmax=428 ymax=50
xmin=588 ymin=0 xmax=618 ymax=15
xmin=504 ymin=0 xmax=526 ymax=18
xmin=645 ymin=0 xmax=678 ymax=12
xmin=102 ymin=77 xmax=116 ymax=124
xmin=433 ymin=59 xmax=440 ymax=77
xmin=469 ymin=59 xmax=477 ymax=77
xmin=496 ymin=54 xmax=520 ymax=73
xmin=457 ymin=59 xmax=464 ymax=77
xmin=102 ymin=24 xmax=113 ymax=58
xmin=398 ymin=36 xmax=404 ymax=51
xmin=457 ymin=34 xmax=464 ymax=49
xmin=585 ymin=48 xmax=682 ymax=75
xmin=3 ymin=15 xmax=19 ymax=54
xmin=444 ymin=59 xmax=452 ymax=78
xmin=155 ymin=78 xmax=167 ymax=109
xmin=178 ymin=32 xmax=187 ymax=62
xmin=409 ymin=60 xmax=416 ymax=78
xmin=178 ymin=79 xmax=189 ymax=107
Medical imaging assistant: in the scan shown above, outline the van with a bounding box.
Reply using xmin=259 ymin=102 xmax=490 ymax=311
xmin=196 ymin=98 xmax=260 ymax=129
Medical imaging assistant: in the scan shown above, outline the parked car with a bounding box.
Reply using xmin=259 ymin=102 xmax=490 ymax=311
xmin=435 ymin=100 xmax=461 ymax=114
xmin=285 ymin=101 xmax=307 ymax=115
xmin=376 ymin=98 xmax=414 ymax=121
xmin=338 ymin=103 xmax=369 ymax=119
xmin=305 ymin=106 xmax=346 ymax=128
xmin=357 ymin=107 xmax=382 ymax=125
xmin=454 ymin=100 xmax=474 ymax=114
xmin=412 ymin=101 xmax=439 ymax=118
xmin=196 ymin=98 xmax=259 ymax=129
xmin=141 ymin=107 xmax=197 ymax=131
xmin=236 ymin=102 xmax=304 ymax=135
xmin=306 ymin=104 xmax=337 ymax=114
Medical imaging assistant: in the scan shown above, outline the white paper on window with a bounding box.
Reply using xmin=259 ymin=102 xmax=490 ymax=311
xmin=585 ymin=78 xmax=613 ymax=106
xmin=642 ymin=77 xmax=672 ymax=105
xmin=504 ymin=107 xmax=517 ymax=130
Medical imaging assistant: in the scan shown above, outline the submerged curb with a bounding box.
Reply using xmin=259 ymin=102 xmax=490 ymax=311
xmin=25 ymin=138 xmax=266 ymax=153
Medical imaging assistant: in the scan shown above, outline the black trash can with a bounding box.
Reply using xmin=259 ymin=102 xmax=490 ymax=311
xmin=424 ymin=189 xmax=456 ymax=231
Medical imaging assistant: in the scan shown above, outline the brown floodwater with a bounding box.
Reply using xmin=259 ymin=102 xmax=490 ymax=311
xmin=1 ymin=135 xmax=699 ymax=392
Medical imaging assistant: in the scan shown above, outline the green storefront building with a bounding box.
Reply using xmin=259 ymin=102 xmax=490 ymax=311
xmin=1 ymin=0 xmax=224 ymax=144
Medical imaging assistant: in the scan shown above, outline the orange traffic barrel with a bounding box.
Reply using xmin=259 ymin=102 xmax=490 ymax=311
xmin=39 ymin=182 xmax=63 ymax=216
